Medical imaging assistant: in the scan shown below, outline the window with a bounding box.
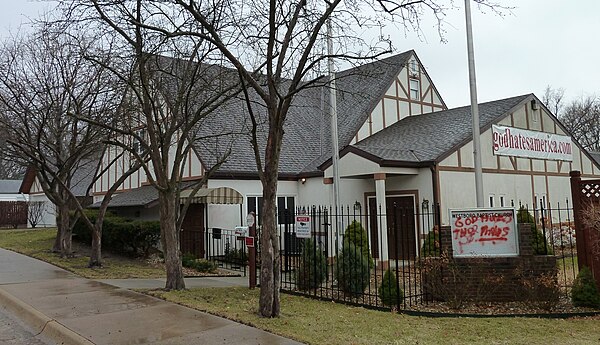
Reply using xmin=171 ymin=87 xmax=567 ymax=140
xmin=409 ymin=60 xmax=419 ymax=76
xmin=409 ymin=79 xmax=420 ymax=100
xmin=542 ymin=194 xmax=547 ymax=209
xmin=489 ymin=194 xmax=495 ymax=207
xmin=247 ymin=195 xmax=295 ymax=226
xmin=499 ymin=195 xmax=506 ymax=207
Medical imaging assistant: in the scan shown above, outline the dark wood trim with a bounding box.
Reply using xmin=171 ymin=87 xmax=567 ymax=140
xmin=545 ymin=174 xmax=551 ymax=207
xmin=381 ymin=97 xmax=386 ymax=128
xmin=531 ymin=174 xmax=535 ymax=208
xmin=19 ymin=167 xmax=36 ymax=194
xmin=437 ymin=165 xmax=574 ymax=177
xmin=525 ymin=105 xmax=530 ymax=130
xmin=509 ymin=157 xmax=517 ymax=170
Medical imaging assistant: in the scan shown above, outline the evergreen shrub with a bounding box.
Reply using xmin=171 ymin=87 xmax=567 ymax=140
xmin=295 ymin=238 xmax=327 ymax=291
xmin=335 ymin=241 xmax=371 ymax=296
xmin=571 ymin=266 xmax=600 ymax=308
xmin=379 ymin=268 xmax=402 ymax=307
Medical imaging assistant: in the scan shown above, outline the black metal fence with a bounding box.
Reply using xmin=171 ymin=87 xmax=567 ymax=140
xmin=518 ymin=200 xmax=579 ymax=297
xmin=279 ymin=203 xmax=440 ymax=310
xmin=206 ymin=227 xmax=248 ymax=275
xmin=277 ymin=201 xmax=580 ymax=312
xmin=203 ymin=200 xmax=580 ymax=312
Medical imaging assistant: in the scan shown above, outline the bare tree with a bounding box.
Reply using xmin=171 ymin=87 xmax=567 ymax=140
xmin=26 ymin=201 xmax=46 ymax=228
xmin=560 ymin=95 xmax=600 ymax=152
xmin=87 ymin=0 xmax=505 ymax=317
xmin=542 ymin=85 xmax=565 ymax=117
xmin=63 ymin=0 xmax=508 ymax=313
xmin=0 ymin=25 xmax=126 ymax=260
xmin=61 ymin=1 xmax=242 ymax=289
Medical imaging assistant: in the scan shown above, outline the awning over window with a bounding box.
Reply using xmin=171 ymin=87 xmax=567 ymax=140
xmin=180 ymin=187 xmax=243 ymax=205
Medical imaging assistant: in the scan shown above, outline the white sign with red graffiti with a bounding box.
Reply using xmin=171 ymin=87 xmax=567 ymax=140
xmin=450 ymin=208 xmax=519 ymax=257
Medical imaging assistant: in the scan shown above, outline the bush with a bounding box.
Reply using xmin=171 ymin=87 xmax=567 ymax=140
xmin=295 ymin=238 xmax=327 ymax=291
xmin=182 ymin=253 xmax=218 ymax=273
xmin=516 ymin=206 xmax=553 ymax=255
xmin=343 ymin=220 xmax=370 ymax=259
xmin=72 ymin=210 xmax=160 ymax=257
xmin=182 ymin=253 xmax=197 ymax=268
xmin=421 ymin=226 xmax=441 ymax=257
xmin=379 ymin=268 xmax=402 ymax=307
xmin=335 ymin=241 xmax=371 ymax=297
xmin=224 ymin=242 xmax=248 ymax=264
xmin=571 ymin=266 xmax=600 ymax=308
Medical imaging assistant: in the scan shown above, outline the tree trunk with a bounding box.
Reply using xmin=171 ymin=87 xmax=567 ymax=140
xmin=58 ymin=203 xmax=72 ymax=258
xmin=52 ymin=223 xmax=62 ymax=253
xmin=259 ymin=170 xmax=281 ymax=317
xmin=159 ymin=189 xmax=185 ymax=290
xmin=89 ymin=221 xmax=103 ymax=268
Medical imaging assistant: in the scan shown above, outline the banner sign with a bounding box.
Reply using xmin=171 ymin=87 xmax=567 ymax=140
xmin=492 ymin=125 xmax=573 ymax=161
xmin=450 ymin=208 xmax=519 ymax=257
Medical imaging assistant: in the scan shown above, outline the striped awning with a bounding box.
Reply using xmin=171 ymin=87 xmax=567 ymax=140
xmin=180 ymin=187 xmax=243 ymax=205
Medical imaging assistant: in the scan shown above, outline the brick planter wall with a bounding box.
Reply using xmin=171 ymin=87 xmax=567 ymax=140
xmin=422 ymin=224 xmax=558 ymax=303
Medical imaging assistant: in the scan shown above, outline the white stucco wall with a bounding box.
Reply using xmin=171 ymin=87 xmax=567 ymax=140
xmin=27 ymin=194 xmax=56 ymax=227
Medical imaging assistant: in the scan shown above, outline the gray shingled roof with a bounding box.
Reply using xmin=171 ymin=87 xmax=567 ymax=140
xmin=352 ymin=94 xmax=532 ymax=164
xmin=90 ymin=184 xmax=158 ymax=208
xmin=192 ymin=51 xmax=414 ymax=175
xmin=70 ymin=160 xmax=98 ymax=197
xmin=0 ymin=180 xmax=23 ymax=194
xmin=590 ymin=152 xmax=600 ymax=166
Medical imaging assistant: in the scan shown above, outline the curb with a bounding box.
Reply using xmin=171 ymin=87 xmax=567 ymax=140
xmin=0 ymin=287 xmax=95 ymax=345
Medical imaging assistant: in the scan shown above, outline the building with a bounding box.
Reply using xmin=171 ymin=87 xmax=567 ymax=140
xmin=19 ymin=161 xmax=97 ymax=227
xmin=0 ymin=179 xmax=27 ymax=202
xmin=46 ymin=50 xmax=600 ymax=258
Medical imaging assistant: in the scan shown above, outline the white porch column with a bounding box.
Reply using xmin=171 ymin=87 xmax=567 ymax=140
xmin=374 ymin=173 xmax=388 ymax=262
xmin=324 ymin=177 xmax=336 ymax=258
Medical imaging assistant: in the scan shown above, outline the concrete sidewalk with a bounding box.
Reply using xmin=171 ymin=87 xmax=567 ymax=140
xmin=0 ymin=248 xmax=302 ymax=345
xmin=96 ymin=275 xmax=248 ymax=289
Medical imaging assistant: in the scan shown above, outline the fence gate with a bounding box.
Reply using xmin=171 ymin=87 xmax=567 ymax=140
xmin=570 ymin=170 xmax=600 ymax=286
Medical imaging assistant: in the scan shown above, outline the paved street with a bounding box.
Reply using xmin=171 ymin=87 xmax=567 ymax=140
xmin=0 ymin=307 xmax=51 ymax=345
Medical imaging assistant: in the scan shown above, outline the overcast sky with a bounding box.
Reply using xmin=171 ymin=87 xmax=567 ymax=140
xmin=2 ymin=1 xmax=598 ymax=109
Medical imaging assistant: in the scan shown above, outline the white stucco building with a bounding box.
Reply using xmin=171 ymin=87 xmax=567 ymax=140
xmin=61 ymin=50 xmax=600 ymax=259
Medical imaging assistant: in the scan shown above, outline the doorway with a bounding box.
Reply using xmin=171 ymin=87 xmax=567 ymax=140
xmin=180 ymin=203 xmax=205 ymax=258
xmin=368 ymin=195 xmax=417 ymax=260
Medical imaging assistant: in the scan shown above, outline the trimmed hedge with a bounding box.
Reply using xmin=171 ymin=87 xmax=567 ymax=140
xmin=73 ymin=210 xmax=160 ymax=257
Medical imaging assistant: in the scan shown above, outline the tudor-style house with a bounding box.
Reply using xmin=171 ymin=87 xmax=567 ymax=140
xmin=22 ymin=50 xmax=600 ymax=261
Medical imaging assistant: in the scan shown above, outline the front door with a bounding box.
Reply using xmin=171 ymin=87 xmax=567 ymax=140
xmin=180 ymin=204 xmax=205 ymax=258
xmin=386 ymin=196 xmax=416 ymax=260
xmin=368 ymin=196 xmax=416 ymax=260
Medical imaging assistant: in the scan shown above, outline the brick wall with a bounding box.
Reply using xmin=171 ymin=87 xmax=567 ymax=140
xmin=422 ymin=224 xmax=558 ymax=303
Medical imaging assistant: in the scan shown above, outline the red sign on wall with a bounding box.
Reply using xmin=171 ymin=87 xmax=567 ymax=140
xmin=245 ymin=236 xmax=255 ymax=248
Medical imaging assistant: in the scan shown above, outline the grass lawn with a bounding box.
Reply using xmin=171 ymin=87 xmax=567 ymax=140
xmin=149 ymin=287 xmax=600 ymax=345
xmin=0 ymin=228 xmax=165 ymax=279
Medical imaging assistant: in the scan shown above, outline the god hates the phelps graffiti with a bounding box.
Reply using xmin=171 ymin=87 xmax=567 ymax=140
xmin=450 ymin=208 xmax=519 ymax=257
